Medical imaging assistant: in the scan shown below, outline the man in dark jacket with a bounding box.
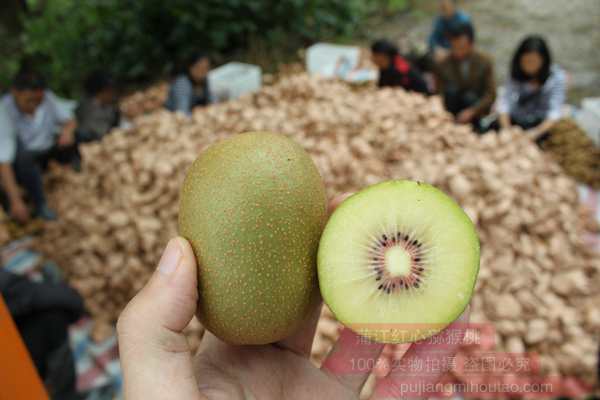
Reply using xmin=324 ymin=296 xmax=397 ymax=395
xmin=0 ymin=269 xmax=84 ymax=399
xmin=434 ymin=23 xmax=496 ymax=132
xmin=371 ymin=40 xmax=429 ymax=95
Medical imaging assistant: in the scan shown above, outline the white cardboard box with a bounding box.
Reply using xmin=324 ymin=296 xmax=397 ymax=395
xmin=306 ymin=42 xmax=377 ymax=83
xmin=208 ymin=62 xmax=262 ymax=101
xmin=306 ymin=43 xmax=360 ymax=78
xmin=576 ymin=97 xmax=600 ymax=145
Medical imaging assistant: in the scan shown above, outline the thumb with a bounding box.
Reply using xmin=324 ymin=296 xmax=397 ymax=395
xmin=117 ymin=237 xmax=203 ymax=400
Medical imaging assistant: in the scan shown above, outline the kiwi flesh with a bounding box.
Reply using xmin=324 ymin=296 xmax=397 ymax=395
xmin=317 ymin=180 xmax=480 ymax=344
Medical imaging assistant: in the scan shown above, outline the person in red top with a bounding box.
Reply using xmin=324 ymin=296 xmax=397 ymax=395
xmin=371 ymin=39 xmax=429 ymax=95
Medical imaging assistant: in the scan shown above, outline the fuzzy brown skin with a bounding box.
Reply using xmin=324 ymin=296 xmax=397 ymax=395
xmin=179 ymin=132 xmax=328 ymax=344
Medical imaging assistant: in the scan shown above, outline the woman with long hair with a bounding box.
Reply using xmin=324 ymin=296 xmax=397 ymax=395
xmin=497 ymin=35 xmax=566 ymax=139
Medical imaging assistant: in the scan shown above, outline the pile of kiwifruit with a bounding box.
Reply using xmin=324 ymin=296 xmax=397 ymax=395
xmin=540 ymin=118 xmax=600 ymax=188
xmin=36 ymin=74 xmax=599 ymax=391
xmin=0 ymin=210 xmax=9 ymax=245
xmin=119 ymin=81 xmax=168 ymax=119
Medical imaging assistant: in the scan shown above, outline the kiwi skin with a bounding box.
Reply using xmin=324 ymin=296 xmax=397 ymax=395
xmin=317 ymin=180 xmax=480 ymax=344
xmin=179 ymin=132 xmax=328 ymax=345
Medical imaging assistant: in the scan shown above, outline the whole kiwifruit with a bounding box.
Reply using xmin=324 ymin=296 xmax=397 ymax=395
xmin=179 ymin=132 xmax=327 ymax=345
xmin=318 ymin=180 xmax=480 ymax=343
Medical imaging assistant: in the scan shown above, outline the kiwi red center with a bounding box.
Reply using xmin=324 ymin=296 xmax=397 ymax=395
xmin=369 ymin=232 xmax=426 ymax=294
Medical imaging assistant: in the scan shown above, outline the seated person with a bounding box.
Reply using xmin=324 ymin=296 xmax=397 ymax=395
xmin=75 ymin=71 xmax=120 ymax=143
xmin=497 ymin=35 xmax=566 ymax=141
xmin=371 ymin=39 xmax=429 ymax=95
xmin=428 ymin=0 xmax=471 ymax=63
xmin=165 ymin=52 xmax=212 ymax=116
xmin=434 ymin=22 xmax=496 ymax=132
xmin=0 ymin=67 xmax=78 ymax=223
xmin=0 ymin=268 xmax=84 ymax=399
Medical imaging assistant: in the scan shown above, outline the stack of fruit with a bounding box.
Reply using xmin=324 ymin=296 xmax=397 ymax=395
xmin=119 ymin=82 xmax=168 ymax=119
xmin=540 ymin=118 xmax=600 ymax=188
xmin=37 ymin=74 xmax=599 ymax=387
xmin=0 ymin=209 xmax=9 ymax=245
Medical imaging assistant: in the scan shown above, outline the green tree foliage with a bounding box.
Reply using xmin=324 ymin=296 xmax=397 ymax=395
xmin=17 ymin=0 xmax=368 ymax=95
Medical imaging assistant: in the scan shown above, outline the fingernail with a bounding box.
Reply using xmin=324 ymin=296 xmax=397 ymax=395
xmin=157 ymin=238 xmax=182 ymax=276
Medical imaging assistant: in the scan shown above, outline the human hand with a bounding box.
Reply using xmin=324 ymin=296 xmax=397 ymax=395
xmin=456 ymin=108 xmax=476 ymax=124
xmin=498 ymin=114 xmax=512 ymax=131
xmin=10 ymin=197 xmax=30 ymax=223
xmin=117 ymin=196 xmax=469 ymax=399
xmin=526 ymin=128 xmax=544 ymax=140
xmin=433 ymin=47 xmax=449 ymax=64
xmin=58 ymin=122 xmax=76 ymax=147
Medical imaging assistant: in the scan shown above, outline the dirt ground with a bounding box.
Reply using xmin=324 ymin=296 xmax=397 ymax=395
xmin=368 ymin=0 xmax=600 ymax=104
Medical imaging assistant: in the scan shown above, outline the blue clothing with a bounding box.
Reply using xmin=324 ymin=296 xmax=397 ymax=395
xmin=428 ymin=11 xmax=471 ymax=51
xmin=165 ymin=74 xmax=211 ymax=116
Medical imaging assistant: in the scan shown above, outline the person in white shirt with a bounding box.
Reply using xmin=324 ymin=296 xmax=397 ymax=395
xmin=0 ymin=68 xmax=78 ymax=223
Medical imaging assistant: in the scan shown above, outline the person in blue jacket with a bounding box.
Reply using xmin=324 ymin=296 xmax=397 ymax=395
xmin=428 ymin=0 xmax=472 ymax=63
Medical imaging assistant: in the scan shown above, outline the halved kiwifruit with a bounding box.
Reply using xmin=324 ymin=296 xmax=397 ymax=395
xmin=318 ymin=180 xmax=480 ymax=343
